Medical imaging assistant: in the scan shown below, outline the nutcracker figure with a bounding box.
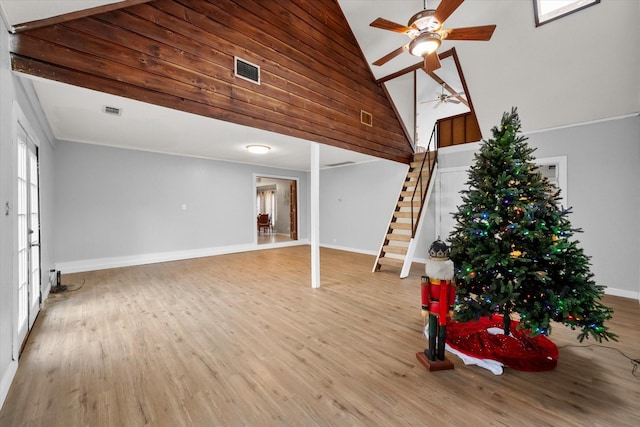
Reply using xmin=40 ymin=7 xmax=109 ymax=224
xmin=417 ymin=239 xmax=456 ymax=371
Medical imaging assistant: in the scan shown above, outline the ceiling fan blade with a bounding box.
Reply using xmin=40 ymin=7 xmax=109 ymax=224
xmin=434 ymin=0 xmax=465 ymax=23
xmin=369 ymin=17 xmax=412 ymax=34
xmin=423 ymin=52 xmax=441 ymax=73
xmin=372 ymin=43 xmax=409 ymax=66
xmin=443 ymin=25 xmax=497 ymax=41
xmin=448 ymin=99 xmax=461 ymax=104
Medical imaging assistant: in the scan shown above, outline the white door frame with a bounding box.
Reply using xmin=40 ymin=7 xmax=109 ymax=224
xmin=13 ymin=103 xmax=41 ymax=358
xmin=253 ymin=173 xmax=299 ymax=245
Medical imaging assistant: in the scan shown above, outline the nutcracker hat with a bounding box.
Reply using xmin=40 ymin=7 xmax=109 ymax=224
xmin=428 ymin=239 xmax=450 ymax=260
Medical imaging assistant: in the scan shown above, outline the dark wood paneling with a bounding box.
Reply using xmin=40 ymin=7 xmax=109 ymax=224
xmin=438 ymin=119 xmax=453 ymax=148
xmin=10 ymin=0 xmax=412 ymax=164
xmin=436 ymin=112 xmax=482 ymax=147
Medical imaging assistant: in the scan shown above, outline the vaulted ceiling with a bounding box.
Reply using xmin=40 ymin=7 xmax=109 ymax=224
xmin=2 ymin=0 xmax=638 ymax=170
xmin=7 ymin=0 xmax=415 ymax=166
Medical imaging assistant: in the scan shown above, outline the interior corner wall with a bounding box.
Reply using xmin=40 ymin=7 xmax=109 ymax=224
xmin=53 ymin=141 xmax=309 ymax=272
xmin=0 ymin=15 xmax=16 ymax=410
xmin=319 ymin=159 xmax=408 ymax=253
xmin=425 ymin=115 xmax=640 ymax=299
xmin=0 ymin=20 xmax=57 ymax=409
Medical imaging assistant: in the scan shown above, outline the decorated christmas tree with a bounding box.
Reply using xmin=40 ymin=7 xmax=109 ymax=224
xmin=449 ymin=108 xmax=616 ymax=342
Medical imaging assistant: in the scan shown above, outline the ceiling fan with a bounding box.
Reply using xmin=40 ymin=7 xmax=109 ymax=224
xmin=370 ymin=0 xmax=496 ymax=72
xmin=421 ymin=83 xmax=465 ymax=107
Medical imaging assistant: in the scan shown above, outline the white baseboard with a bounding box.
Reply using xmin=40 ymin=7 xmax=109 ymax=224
xmin=604 ymin=286 xmax=639 ymax=301
xmin=54 ymin=243 xmax=640 ymax=302
xmin=56 ymin=239 xmax=310 ymax=274
xmin=319 ymin=244 xmax=430 ymax=275
xmin=319 ymin=243 xmax=378 ymax=256
xmin=0 ymin=359 xmax=18 ymax=411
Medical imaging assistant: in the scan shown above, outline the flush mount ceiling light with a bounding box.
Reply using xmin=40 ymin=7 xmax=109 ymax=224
xmin=409 ymin=31 xmax=441 ymax=57
xmin=246 ymin=144 xmax=271 ymax=154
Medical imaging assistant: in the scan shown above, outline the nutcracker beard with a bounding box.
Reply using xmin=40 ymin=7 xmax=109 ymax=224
xmin=422 ymin=257 xmax=455 ymax=361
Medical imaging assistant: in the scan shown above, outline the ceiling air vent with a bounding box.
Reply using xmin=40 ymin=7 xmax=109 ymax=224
xmin=326 ymin=161 xmax=355 ymax=168
xmin=234 ymin=57 xmax=260 ymax=84
xmin=102 ymin=105 xmax=122 ymax=116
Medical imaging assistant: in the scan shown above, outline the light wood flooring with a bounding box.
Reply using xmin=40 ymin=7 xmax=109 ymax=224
xmin=257 ymin=232 xmax=293 ymax=245
xmin=1 ymin=246 xmax=639 ymax=426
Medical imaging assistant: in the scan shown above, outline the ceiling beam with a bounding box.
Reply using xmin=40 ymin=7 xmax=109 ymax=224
xmin=11 ymin=0 xmax=153 ymax=33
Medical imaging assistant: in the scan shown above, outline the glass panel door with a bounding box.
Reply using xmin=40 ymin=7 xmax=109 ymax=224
xmin=28 ymin=145 xmax=40 ymax=328
xmin=16 ymin=121 xmax=41 ymax=351
xmin=16 ymin=124 xmax=29 ymax=346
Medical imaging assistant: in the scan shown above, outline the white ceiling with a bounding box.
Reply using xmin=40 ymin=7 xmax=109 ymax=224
xmin=2 ymin=1 xmax=638 ymax=170
xmin=29 ymin=76 xmax=378 ymax=171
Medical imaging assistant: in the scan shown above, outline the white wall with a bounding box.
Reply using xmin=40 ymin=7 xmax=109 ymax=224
xmin=54 ymin=141 xmax=310 ymax=272
xmin=0 ymin=14 xmax=16 ymax=410
xmin=319 ymin=159 xmax=407 ymax=253
xmin=445 ymin=0 xmax=640 ymax=136
xmin=528 ymin=116 xmax=640 ymax=299
xmin=0 ymin=19 xmax=57 ymax=409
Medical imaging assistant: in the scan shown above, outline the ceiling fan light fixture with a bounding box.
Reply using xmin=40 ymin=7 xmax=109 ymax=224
xmin=246 ymin=144 xmax=271 ymax=154
xmin=409 ymin=32 xmax=441 ymax=57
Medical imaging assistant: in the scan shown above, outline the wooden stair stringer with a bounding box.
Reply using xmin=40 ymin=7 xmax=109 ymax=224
xmin=372 ymin=162 xmax=411 ymax=273
xmin=400 ymin=162 xmax=438 ymax=278
xmin=373 ymin=153 xmax=438 ymax=276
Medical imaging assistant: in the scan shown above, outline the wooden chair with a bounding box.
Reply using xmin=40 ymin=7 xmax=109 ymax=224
xmin=257 ymin=214 xmax=272 ymax=234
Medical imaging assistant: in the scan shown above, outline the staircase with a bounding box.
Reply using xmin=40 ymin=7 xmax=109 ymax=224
xmin=373 ymin=148 xmax=438 ymax=278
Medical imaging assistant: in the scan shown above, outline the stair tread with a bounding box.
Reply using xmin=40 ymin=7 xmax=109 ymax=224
xmin=407 ymin=170 xmax=431 ymax=177
xmin=377 ymin=257 xmax=404 ymax=267
xmin=393 ymin=211 xmax=418 ymax=219
xmin=412 ymin=151 xmax=436 ymax=160
xmin=387 ymin=233 xmax=412 ymax=242
xmin=410 ymin=158 xmax=436 ymax=168
xmin=390 ymin=222 xmax=412 ymax=230
xmin=383 ymin=245 xmax=408 ymax=255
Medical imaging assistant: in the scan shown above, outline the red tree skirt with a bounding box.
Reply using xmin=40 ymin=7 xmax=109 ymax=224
xmin=446 ymin=315 xmax=559 ymax=372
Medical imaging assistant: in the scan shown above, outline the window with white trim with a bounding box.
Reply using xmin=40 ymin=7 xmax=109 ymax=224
xmin=533 ymin=0 xmax=599 ymax=27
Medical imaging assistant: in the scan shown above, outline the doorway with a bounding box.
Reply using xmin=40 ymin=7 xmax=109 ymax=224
xmin=16 ymin=117 xmax=41 ymax=356
xmin=255 ymin=175 xmax=298 ymax=245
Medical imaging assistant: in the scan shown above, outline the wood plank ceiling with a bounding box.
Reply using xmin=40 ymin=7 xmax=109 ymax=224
xmin=9 ymin=0 xmax=414 ymax=164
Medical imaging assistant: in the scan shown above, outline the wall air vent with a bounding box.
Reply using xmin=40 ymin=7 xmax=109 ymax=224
xmin=234 ymin=57 xmax=260 ymax=84
xmin=360 ymin=110 xmax=372 ymax=127
xmin=102 ymin=105 xmax=122 ymax=116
